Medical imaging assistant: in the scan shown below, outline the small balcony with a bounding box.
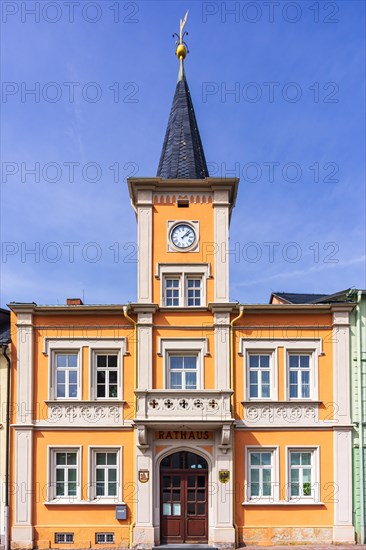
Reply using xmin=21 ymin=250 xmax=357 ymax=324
xmin=135 ymin=390 xmax=233 ymax=423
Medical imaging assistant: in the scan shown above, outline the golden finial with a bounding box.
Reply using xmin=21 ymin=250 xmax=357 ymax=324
xmin=173 ymin=11 xmax=189 ymax=61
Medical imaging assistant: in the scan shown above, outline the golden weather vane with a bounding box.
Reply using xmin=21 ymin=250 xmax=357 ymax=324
xmin=173 ymin=10 xmax=189 ymax=61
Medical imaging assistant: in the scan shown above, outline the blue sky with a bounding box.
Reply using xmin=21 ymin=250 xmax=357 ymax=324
xmin=1 ymin=0 xmax=365 ymax=306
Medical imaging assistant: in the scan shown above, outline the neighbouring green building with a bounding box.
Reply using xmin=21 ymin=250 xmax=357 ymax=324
xmin=270 ymin=289 xmax=366 ymax=543
xmin=350 ymin=290 xmax=366 ymax=543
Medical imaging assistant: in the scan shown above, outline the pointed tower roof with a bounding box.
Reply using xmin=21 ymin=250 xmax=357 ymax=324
xmin=157 ymin=15 xmax=209 ymax=180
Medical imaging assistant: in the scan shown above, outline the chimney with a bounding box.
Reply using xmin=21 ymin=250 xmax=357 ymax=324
xmin=66 ymin=298 xmax=83 ymax=306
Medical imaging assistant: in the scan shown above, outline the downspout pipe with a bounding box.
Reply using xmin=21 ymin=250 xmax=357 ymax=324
xmin=230 ymin=306 xmax=244 ymax=414
xmin=123 ymin=306 xmax=137 ymax=549
xmin=356 ymin=291 xmax=365 ymax=544
xmin=230 ymin=306 xmax=244 ymax=548
xmin=2 ymin=344 xmax=11 ymax=550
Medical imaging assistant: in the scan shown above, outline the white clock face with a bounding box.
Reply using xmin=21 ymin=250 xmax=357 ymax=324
xmin=171 ymin=224 xmax=196 ymax=249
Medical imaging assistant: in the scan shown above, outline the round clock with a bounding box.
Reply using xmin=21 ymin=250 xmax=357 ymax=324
xmin=170 ymin=223 xmax=196 ymax=249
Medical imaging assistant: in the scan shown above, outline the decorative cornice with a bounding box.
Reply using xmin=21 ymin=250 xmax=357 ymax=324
xmin=128 ymin=177 xmax=239 ymax=211
xmin=155 ymin=262 xmax=211 ymax=279
xmin=43 ymin=337 xmax=127 ymax=356
xmin=10 ymin=304 xmax=130 ymax=315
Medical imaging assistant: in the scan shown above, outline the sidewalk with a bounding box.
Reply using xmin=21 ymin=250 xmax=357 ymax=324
xmin=242 ymin=547 xmax=366 ymax=549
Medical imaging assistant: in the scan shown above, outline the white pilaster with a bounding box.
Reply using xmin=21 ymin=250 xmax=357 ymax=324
xmin=16 ymin=313 xmax=33 ymax=425
xmin=332 ymin=309 xmax=351 ymax=423
xmin=333 ymin=428 xmax=355 ymax=543
xmin=12 ymin=428 xmax=34 ymax=549
xmin=211 ymin=431 xmax=235 ymax=547
xmin=133 ymin=430 xmax=154 ymax=548
xmin=214 ymin=312 xmax=230 ymax=389
xmin=213 ymin=190 xmax=230 ymax=303
xmin=137 ymin=313 xmax=153 ymax=390
xmin=137 ymin=190 xmax=153 ymax=304
xmin=12 ymin=311 xmax=34 ymax=548
xmin=332 ymin=307 xmax=354 ymax=542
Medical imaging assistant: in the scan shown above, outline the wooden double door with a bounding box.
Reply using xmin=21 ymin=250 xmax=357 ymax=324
xmin=160 ymin=451 xmax=208 ymax=543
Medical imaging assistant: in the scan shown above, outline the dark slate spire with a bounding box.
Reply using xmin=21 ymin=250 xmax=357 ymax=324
xmin=157 ymin=60 xmax=209 ymax=180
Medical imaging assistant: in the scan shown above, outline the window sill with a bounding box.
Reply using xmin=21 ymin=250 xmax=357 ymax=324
xmin=45 ymin=404 xmax=126 ymax=405
xmin=44 ymin=500 xmax=125 ymax=506
xmin=242 ymin=500 xmax=324 ymax=506
xmin=241 ymin=404 xmax=323 ymax=405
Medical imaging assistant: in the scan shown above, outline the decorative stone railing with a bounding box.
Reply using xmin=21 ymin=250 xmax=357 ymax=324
xmin=136 ymin=390 xmax=233 ymax=422
xmin=242 ymin=401 xmax=320 ymax=426
xmin=36 ymin=401 xmax=126 ymax=427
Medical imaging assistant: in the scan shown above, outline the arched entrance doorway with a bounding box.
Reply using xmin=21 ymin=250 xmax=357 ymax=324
xmin=160 ymin=451 xmax=209 ymax=544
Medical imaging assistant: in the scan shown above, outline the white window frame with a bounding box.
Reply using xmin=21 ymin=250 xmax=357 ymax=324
xmin=287 ymin=353 xmax=312 ymax=399
xmin=240 ymin=339 xmax=322 ymax=402
xmin=156 ymin=263 xmax=210 ymax=308
xmin=168 ymin=354 xmax=199 ymax=390
xmin=47 ymin=446 xmax=82 ymax=502
xmin=240 ymin=342 xmax=277 ymax=401
xmin=247 ymin=352 xmax=273 ymax=400
xmin=44 ymin=341 xmax=83 ymax=401
xmin=158 ymin=338 xmax=208 ymax=390
xmin=49 ymin=349 xmax=81 ymax=401
xmin=44 ymin=338 xmax=127 ymax=402
xmin=162 ymin=274 xmax=204 ymax=307
xmin=185 ymin=277 xmax=202 ymax=307
xmin=89 ymin=340 xmax=126 ymax=401
xmin=164 ymin=276 xmax=181 ymax=307
xmin=53 ymin=352 xmax=80 ymax=400
xmin=286 ymin=446 xmax=320 ymax=503
xmin=88 ymin=446 xmax=122 ymax=503
xmin=244 ymin=446 xmax=279 ymax=503
xmin=284 ymin=341 xmax=321 ymax=400
xmin=91 ymin=349 xmax=123 ymax=401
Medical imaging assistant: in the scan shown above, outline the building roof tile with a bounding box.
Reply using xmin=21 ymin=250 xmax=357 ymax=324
xmin=157 ymin=63 xmax=209 ymax=180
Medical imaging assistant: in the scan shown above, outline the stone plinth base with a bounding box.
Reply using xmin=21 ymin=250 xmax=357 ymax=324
xmin=333 ymin=525 xmax=356 ymax=544
xmin=11 ymin=526 xmax=34 ymax=550
xmin=133 ymin=526 xmax=155 ymax=549
xmin=210 ymin=526 xmax=236 ymax=548
xmin=239 ymin=526 xmax=334 ymax=546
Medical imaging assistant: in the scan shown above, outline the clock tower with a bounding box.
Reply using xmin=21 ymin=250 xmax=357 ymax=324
xmin=127 ymin=16 xmax=239 ymax=548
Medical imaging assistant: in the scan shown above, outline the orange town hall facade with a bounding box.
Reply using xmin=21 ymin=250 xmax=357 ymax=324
xmin=8 ymin=30 xmax=355 ymax=549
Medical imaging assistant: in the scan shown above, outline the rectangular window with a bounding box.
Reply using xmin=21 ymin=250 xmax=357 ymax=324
xmin=248 ymin=450 xmax=273 ymax=498
xmin=165 ymin=278 xmax=180 ymax=307
xmin=248 ymin=354 xmax=271 ymax=398
xmin=163 ymin=274 xmax=205 ymax=307
xmin=96 ymin=354 xmax=118 ymax=398
xmin=289 ymin=450 xmax=314 ymax=498
xmin=96 ymin=533 xmax=115 ymax=544
xmin=95 ymin=451 xmax=118 ymax=498
xmin=55 ymin=353 xmax=78 ymax=399
xmin=289 ymin=354 xmax=311 ymax=398
xmin=55 ymin=451 xmax=78 ymax=497
xmin=169 ymin=355 xmax=197 ymax=390
xmin=186 ymin=278 xmax=201 ymax=306
xmin=49 ymin=448 xmax=81 ymax=502
xmin=55 ymin=533 xmax=74 ymax=544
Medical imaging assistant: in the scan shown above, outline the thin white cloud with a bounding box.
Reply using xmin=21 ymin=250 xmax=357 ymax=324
xmin=233 ymin=255 xmax=366 ymax=288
